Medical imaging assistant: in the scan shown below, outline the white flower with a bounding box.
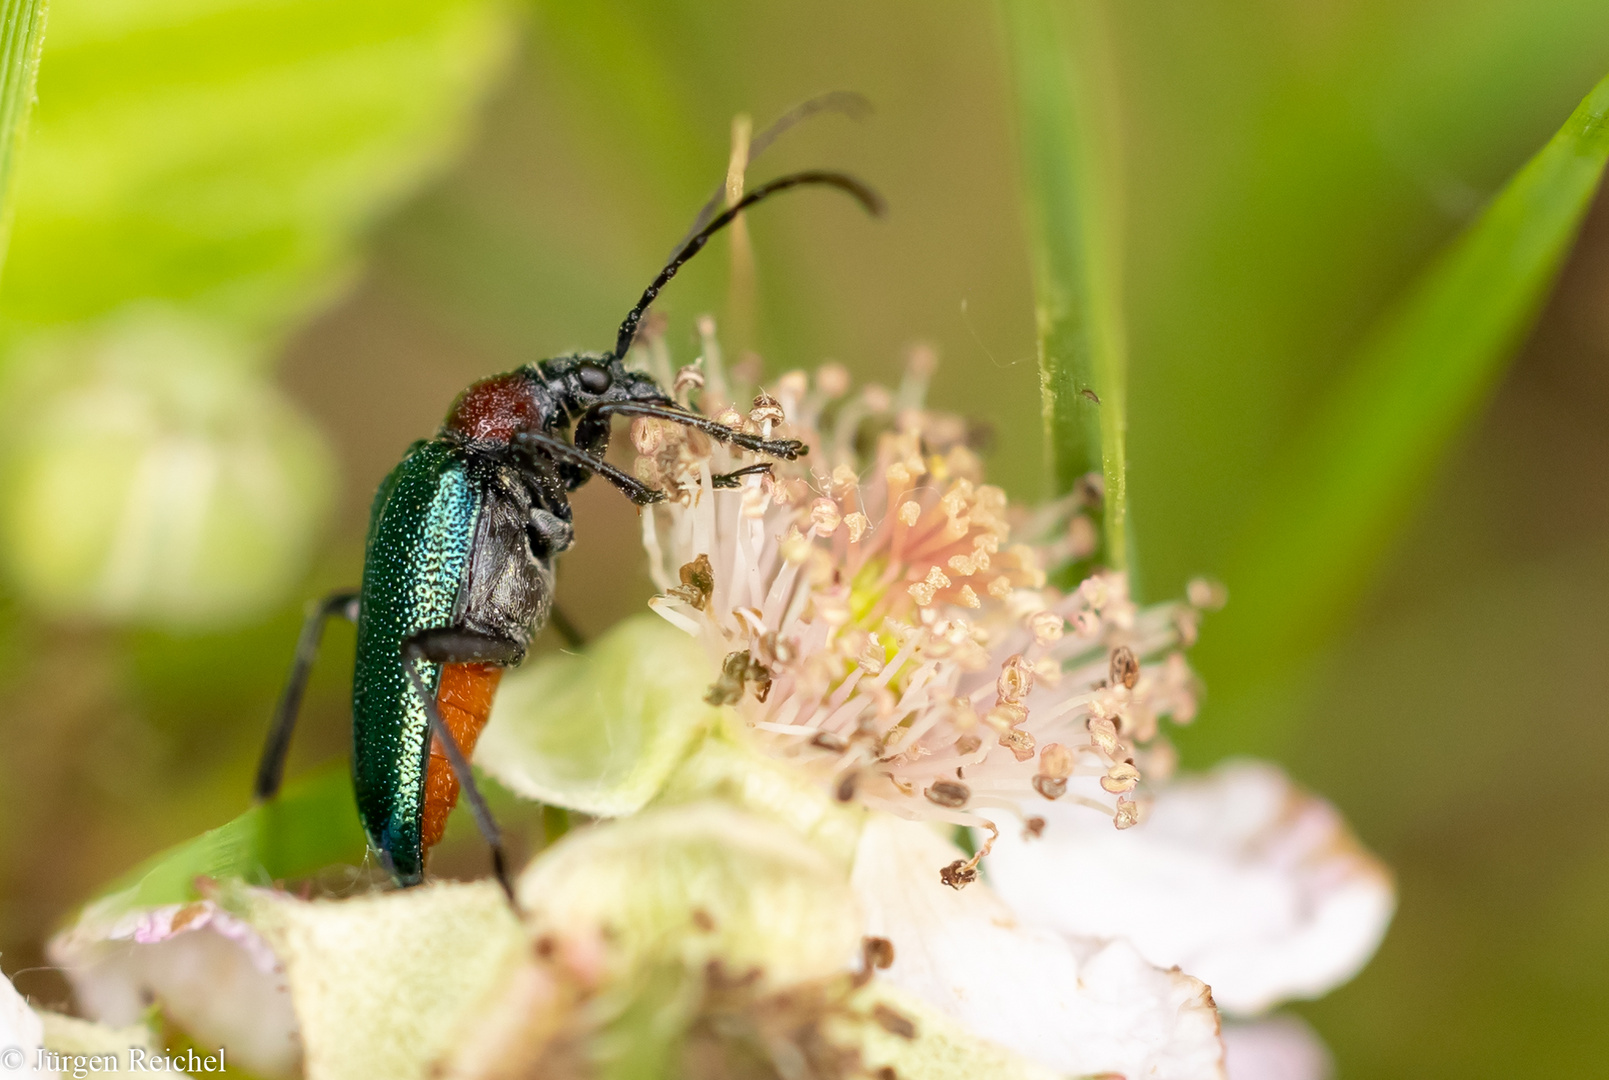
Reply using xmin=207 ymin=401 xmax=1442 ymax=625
xmin=626 ymin=342 xmax=1392 ymax=1077
xmin=637 ymin=350 xmax=1208 ymax=859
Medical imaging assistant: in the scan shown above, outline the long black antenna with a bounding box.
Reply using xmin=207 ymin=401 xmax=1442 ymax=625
xmin=673 ymin=92 xmax=873 ymax=255
xmin=610 ymin=169 xmax=884 ymax=361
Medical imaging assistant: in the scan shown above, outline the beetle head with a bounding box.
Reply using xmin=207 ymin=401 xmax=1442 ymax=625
xmin=540 ymin=353 xmax=671 ymax=415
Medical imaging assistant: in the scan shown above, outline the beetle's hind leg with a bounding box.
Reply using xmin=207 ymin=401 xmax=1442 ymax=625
xmin=255 ymin=591 xmax=360 ymax=802
xmin=401 ymin=629 xmax=525 ymax=903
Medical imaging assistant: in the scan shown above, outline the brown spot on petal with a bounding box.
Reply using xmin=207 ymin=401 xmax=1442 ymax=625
xmin=862 ymin=936 xmax=895 ymax=970
xmin=872 ymin=1003 xmax=918 ymax=1040
xmin=811 ymin=730 xmax=848 ymax=752
xmin=692 ymin=909 xmax=716 ymax=932
xmin=170 ymin=902 xmax=210 ymax=933
xmin=835 ymin=772 xmax=859 ymax=802
xmin=1023 ymin=816 xmax=1046 ymax=839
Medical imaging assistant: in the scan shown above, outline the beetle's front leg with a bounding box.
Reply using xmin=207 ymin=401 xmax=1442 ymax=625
xmin=582 ymin=400 xmax=808 ymax=460
xmin=401 ymin=628 xmax=525 ymax=903
xmin=513 ymin=429 xmax=665 ymax=505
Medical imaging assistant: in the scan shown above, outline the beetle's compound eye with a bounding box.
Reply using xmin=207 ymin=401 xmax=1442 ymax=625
xmin=578 ymin=362 xmax=612 ymax=394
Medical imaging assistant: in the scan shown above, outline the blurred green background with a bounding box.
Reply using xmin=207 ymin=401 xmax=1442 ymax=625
xmin=1 ymin=1 xmax=1607 ymax=1077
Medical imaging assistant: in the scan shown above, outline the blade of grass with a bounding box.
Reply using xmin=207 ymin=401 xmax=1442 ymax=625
xmin=0 ymin=0 xmax=47 ymax=273
xmin=1193 ymin=71 xmax=1609 ymax=753
xmin=999 ymin=0 xmax=1127 ymax=571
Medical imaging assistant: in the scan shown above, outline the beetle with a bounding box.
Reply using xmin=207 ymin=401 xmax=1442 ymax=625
xmin=253 ymin=169 xmax=883 ymax=897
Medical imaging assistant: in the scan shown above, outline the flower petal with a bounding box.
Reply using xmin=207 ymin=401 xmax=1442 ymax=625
xmin=851 ymin=814 xmax=1225 ymax=1079
xmin=851 ymin=983 xmax=1064 ymax=1080
xmin=52 ymin=900 xmax=299 ymax=1077
xmin=53 ymin=882 xmax=525 ymax=1080
xmin=517 ymin=802 xmax=862 ymax=987
xmin=987 ymin=759 xmax=1395 ymax=1014
xmin=478 ymin=614 xmax=719 ymax=816
xmin=1222 ymin=1015 xmax=1333 ymax=1080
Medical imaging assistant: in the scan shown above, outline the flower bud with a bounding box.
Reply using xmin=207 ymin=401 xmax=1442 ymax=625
xmin=0 ymin=311 xmax=334 ymax=627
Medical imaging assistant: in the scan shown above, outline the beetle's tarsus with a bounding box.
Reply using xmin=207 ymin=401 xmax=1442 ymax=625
xmin=711 ymin=463 xmax=775 ymax=488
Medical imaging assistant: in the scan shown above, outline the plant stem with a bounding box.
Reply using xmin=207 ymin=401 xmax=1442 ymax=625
xmin=1000 ymin=0 xmax=1127 ymax=572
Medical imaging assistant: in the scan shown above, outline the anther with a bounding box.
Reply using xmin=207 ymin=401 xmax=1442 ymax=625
xmin=1029 ymin=610 xmax=1065 ymax=645
xmin=1039 ymin=742 xmax=1073 ymax=779
xmin=1109 ymin=645 xmax=1140 ymax=690
xmin=811 ymin=497 xmax=843 ymax=534
xmin=924 ymin=780 xmax=970 ymax=809
xmin=1101 ymin=761 xmax=1140 ymax=793
xmin=998 ymin=727 xmax=1036 ymax=762
xmin=750 ymin=392 xmax=785 ymax=428
xmin=1032 ymin=775 xmax=1067 ymax=800
xmin=816 ymin=362 xmax=851 ymax=398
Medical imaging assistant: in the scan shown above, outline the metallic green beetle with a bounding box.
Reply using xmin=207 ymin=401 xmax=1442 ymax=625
xmin=252 ymin=171 xmax=882 ymax=895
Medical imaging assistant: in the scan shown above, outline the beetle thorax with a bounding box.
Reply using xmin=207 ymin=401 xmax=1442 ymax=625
xmin=443 ymin=372 xmax=547 ymax=441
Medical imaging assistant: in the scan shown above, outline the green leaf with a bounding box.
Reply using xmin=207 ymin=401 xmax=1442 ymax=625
xmin=0 ymin=0 xmax=48 ymax=270
xmin=478 ymin=614 xmax=720 ymax=817
xmin=83 ymin=763 xmax=365 ymax=918
xmin=0 ymin=0 xmax=517 ymax=340
xmin=999 ymin=0 xmax=1127 ymax=569
xmin=1193 ymin=71 xmax=1609 ymax=749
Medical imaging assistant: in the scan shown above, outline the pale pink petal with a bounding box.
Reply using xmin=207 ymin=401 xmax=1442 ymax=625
xmin=988 ymin=759 xmax=1394 ymax=1014
xmin=51 ymin=900 xmax=299 ymax=1078
xmin=1223 ymin=1016 xmax=1332 ymax=1080
xmin=851 ymin=814 xmax=1225 ymax=1080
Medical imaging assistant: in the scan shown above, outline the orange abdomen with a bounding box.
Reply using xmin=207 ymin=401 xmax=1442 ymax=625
xmin=421 ymin=662 xmax=504 ymax=853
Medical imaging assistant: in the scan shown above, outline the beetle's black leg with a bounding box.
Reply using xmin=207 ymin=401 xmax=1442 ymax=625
xmin=401 ymin=629 xmax=525 ymax=903
xmin=255 ymin=590 xmax=360 ymax=802
xmin=582 ymin=400 xmax=808 ymax=460
xmin=513 ymin=429 xmax=666 ymax=505
xmin=711 ymin=463 xmax=775 ymax=489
